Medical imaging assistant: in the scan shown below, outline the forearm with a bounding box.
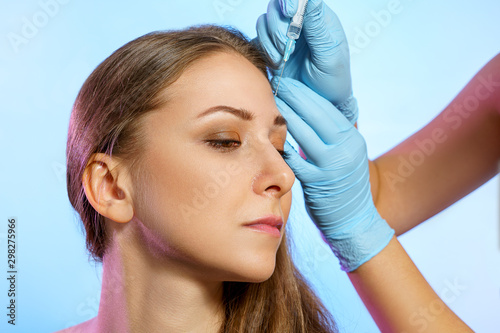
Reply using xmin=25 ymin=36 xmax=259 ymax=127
xmin=369 ymin=53 xmax=500 ymax=235
xmin=347 ymin=236 xmax=473 ymax=332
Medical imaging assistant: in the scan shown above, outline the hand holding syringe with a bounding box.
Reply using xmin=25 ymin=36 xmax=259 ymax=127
xmin=274 ymin=0 xmax=308 ymax=96
xmin=259 ymin=0 xmax=357 ymax=123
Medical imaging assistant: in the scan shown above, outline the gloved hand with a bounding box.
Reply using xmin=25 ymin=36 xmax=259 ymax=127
xmin=274 ymin=77 xmax=394 ymax=272
xmin=255 ymin=0 xmax=358 ymax=124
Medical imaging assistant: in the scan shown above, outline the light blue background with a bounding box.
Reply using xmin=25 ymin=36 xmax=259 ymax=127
xmin=1 ymin=0 xmax=499 ymax=332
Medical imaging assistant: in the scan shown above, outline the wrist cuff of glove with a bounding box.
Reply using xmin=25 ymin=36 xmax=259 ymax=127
xmin=335 ymin=95 xmax=359 ymax=125
xmin=325 ymin=214 xmax=395 ymax=272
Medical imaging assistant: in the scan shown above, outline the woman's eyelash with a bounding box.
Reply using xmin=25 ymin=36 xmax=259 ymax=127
xmin=277 ymin=149 xmax=290 ymax=159
xmin=206 ymin=140 xmax=289 ymax=159
xmin=206 ymin=139 xmax=241 ymax=151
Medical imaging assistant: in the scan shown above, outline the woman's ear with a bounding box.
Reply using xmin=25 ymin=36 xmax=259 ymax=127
xmin=82 ymin=153 xmax=134 ymax=223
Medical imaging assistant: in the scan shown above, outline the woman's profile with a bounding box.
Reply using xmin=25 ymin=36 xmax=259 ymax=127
xmin=60 ymin=25 xmax=338 ymax=332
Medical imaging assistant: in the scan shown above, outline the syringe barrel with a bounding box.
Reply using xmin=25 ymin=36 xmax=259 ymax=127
xmin=287 ymin=0 xmax=308 ymax=40
xmin=287 ymin=24 xmax=302 ymax=40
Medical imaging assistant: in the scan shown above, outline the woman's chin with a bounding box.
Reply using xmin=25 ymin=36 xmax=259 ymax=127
xmin=222 ymin=260 xmax=277 ymax=283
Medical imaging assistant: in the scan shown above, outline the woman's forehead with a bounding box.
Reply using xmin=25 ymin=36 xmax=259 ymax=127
xmin=157 ymin=52 xmax=276 ymax=120
xmin=175 ymin=52 xmax=269 ymax=91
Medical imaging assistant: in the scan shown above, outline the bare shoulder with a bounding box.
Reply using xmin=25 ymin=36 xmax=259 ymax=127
xmin=54 ymin=317 xmax=97 ymax=333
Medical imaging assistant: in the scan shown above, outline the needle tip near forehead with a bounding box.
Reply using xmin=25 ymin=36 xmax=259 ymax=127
xmin=274 ymin=64 xmax=286 ymax=96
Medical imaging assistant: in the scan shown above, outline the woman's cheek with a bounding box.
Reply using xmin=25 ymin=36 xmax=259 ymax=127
xmin=281 ymin=190 xmax=292 ymax=223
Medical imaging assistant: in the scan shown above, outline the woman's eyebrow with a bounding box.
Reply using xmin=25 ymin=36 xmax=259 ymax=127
xmin=197 ymin=105 xmax=287 ymax=127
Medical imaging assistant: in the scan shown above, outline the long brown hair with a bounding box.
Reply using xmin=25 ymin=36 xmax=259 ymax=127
xmin=66 ymin=24 xmax=337 ymax=333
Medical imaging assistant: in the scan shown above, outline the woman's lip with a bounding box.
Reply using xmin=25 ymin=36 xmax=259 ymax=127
xmin=242 ymin=215 xmax=283 ymax=231
xmin=243 ymin=215 xmax=283 ymax=237
xmin=244 ymin=224 xmax=281 ymax=238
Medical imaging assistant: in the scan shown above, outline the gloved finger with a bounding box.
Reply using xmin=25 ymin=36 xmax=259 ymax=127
xmin=302 ymin=1 xmax=349 ymax=70
xmin=254 ymin=14 xmax=282 ymax=68
xmin=274 ymin=77 xmax=352 ymax=145
xmin=278 ymin=0 xmax=298 ymax=17
xmin=275 ymin=97 xmax=327 ymax=167
xmin=282 ymin=140 xmax=317 ymax=184
xmin=278 ymin=0 xmax=323 ymax=18
xmin=270 ymin=0 xmax=328 ymax=58
xmin=265 ymin=0 xmax=293 ymax=56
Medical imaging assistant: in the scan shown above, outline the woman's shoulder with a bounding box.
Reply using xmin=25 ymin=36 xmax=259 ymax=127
xmin=54 ymin=317 xmax=97 ymax=333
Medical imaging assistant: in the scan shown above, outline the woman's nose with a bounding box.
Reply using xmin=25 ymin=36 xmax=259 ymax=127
xmin=250 ymin=140 xmax=295 ymax=198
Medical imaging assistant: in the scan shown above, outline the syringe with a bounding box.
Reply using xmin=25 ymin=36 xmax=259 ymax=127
xmin=274 ymin=0 xmax=309 ymax=96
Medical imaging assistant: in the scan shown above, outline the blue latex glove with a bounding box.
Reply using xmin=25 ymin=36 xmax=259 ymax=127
xmin=274 ymin=77 xmax=394 ymax=272
xmin=255 ymin=0 xmax=358 ymax=124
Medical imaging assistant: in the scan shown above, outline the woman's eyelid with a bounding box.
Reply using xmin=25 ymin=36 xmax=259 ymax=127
xmin=205 ymin=130 xmax=240 ymax=140
xmin=203 ymin=124 xmax=286 ymax=149
xmin=204 ymin=125 xmax=284 ymax=139
xmin=205 ymin=134 xmax=288 ymax=159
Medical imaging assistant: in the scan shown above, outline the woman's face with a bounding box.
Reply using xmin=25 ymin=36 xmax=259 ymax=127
xmin=131 ymin=51 xmax=295 ymax=282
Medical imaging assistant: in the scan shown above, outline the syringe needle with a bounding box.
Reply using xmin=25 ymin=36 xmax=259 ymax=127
xmin=274 ymin=62 xmax=286 ymax=96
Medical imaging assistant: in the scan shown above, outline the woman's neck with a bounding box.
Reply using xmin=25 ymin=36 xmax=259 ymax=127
xmin=93 ymin=224 xmax=225 ymax=333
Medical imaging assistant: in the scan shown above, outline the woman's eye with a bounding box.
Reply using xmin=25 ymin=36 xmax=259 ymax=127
xmin=206 ymin=139 xmax=241 ymax=152
xmin=206 ymin=139 xmax=289 ymax=159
